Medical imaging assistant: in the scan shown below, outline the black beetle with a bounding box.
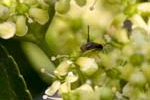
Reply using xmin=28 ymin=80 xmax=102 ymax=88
xmin=80 ymin=25 xmax=103 ymax=52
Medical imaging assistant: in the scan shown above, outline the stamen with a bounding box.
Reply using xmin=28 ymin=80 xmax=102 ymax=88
xmin=43 ymin=95 xmax=62 ymax=100
xmin=41 ymin=68 xmax=56 ymax=78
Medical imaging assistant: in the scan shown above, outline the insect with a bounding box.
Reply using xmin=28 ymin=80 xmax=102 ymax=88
xmin=80 ymin=25 xmax=103 ymax=52
xmin=123 ymin=19 xmax=132 ymax=33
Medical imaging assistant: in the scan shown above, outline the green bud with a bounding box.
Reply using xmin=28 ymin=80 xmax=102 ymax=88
xmin=0 ymin=21 xmax=16 ymax=39
xmin=141 ymin=63 xmax=150 ymax=83
xmin=111 ymin=13 xmax=126 ymax=28
xmin=0 ymin=4 xmax=9 ymax=21
xmin=98 ymin=86 xmax=114 ymax=100
xmin=76 ymin=84 xmax=93 ymax=92
xmin=38 ymin=0 xmax=49 ymax=9
xmin=45 ymin=80 xmax=61 ymax=96
xmin=76 ymin=57 xmax=98 ymax=76
xmin=120 ymin=64 xmax=134 ymax=81
xmin=75 ymin=0 xmax=86 ymax=7
xmin=54 ymin=60 xmax=73 ymax=77
xmin=29 ymin=7 xmax=49 ymax=25
xmin=129 ymin=71 xmax=146 ymax=87
xmin=129 ymin=53 xmax=144 ymax=66
xmin=114 ymin=28 xmax=129 ymax=44
xmin=55 ymin=0 xmax=70 ymax=14
xmin=122 ymin=45 xmax=134 ymax=57
xmin=122 ymin=83 xmax=133 ymax=97
xmin=130 ymin=27 xmax=147 ymax=46
xmin=16 ymin=3 xmax=30 ymax=14
xmin=16 ymin=15 xmax=28 ymax=36
xmin=124 ymin=4 xmax=137 ymax=16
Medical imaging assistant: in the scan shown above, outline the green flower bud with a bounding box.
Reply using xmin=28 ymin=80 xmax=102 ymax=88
xmin=114 ymin=28 xmax=129 ymax=44
xmin=98 ymin=86 xmax=114 ymax=100
xmin=120 ymin=64 xmax=134 ymax=81
xmin=122 ymin=83 xmax=133 ymax=97
xmin=0 ymin=21 xmax=16 ymax=39
xmin=76 ymin=84 xmax=93 ymax=92
xmin=29 ymin=7 xmax=49 ymax=25
xmin=129 ymin=53 xmax=144 ymax=66
xmin=38 ymin=0 xmax=49 ymax=9
xmin=129 ymin=71 xmax=146 ymax=87
xmin=124 ymin=4 xmax=137 ymax=16
xmin=122 ymin=83 xmax=140 ymax=98
xmin=0 ymin=4 xmax=9 ymax=21
xmin=55 ymin=0 xmax=70 ymax=14
xmin=74 ymin=0 xmax=86 ymax=7
xmin=16 ymin=15 xmax=28 ymax=36
xmin=45 ymin=80 xmax=61 ymax=96
xmin=16 ymin=3 xmax=30 ymax=14
xmin=141 ymin=63 xmax=150 ymax=83
xmin=76 ymin=57 xmax=98 ymax=76
xmin=54 ymin=60 xmax=73 ymax=77
xmin=122 ymin=45 xmax=134 ymax=57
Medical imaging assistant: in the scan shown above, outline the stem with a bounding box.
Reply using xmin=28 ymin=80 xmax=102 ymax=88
xmin=34 ymin=39 xmax=53 ymax=60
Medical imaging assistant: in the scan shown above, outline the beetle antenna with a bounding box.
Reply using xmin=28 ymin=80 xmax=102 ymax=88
xmin=87 ymin=25 xmax=90 ymax=42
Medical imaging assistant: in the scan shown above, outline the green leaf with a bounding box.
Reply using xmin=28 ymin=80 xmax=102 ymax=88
xmin=0 ymin=45 xmax=32 ymax=100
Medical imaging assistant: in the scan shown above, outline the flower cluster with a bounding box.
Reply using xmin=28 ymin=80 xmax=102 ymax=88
xmin=43 ymin=15 xmax=150 ymax=99
xmin=0 ymin=0 xmax=50 ymax=39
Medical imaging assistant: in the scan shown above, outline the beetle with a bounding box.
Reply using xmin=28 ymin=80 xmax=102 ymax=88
xmin=123 ymin=19 xmax=132 ymax=33
xmin=80 ymin=25 xmax=103 ymax=52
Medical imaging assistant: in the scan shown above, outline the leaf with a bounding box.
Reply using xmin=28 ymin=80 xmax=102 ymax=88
xmin=0 ymin=45 xmax=32 ymax=100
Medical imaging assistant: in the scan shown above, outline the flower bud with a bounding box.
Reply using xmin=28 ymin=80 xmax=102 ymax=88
xmin=129 ymin=53 xmax=144 ymax=66
xmin=120 ymin=64 xmax=134 ymax=81
xmin=0 ymin=21 xmax=16 ymax=39
xmin=114 ymin=28 xmax=129 ymax=44
xmin=16 ymin=15 xmax=28 ymax=36
xmin=129 ymin=71 xmax=146 ymax=87
xmin=54 ymin=60 xmax=73 ymax=77
xmin=76 ymin=57 xmax=98 ymax=76
xmin=16 ymin=3 xmax=30 ymax=14
xmin=55 ymin=0 xmax=70 ymax=14
xmin=97 ymin=86 xmax=114 ymax=100
xmin=75 ymin=0 xmax=86 ymax=7
xmin=0 ymin=4 xmax=9 ymax=21
xmin=45 ymin=81 xmax=61 ymax=96
xmin=77 ymin=84 xmax=93 ymax=92
xmin=29 ymin=7 xmax=49 ymax=25
xmin=141 ymin=63 xmax=150 ymax=83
